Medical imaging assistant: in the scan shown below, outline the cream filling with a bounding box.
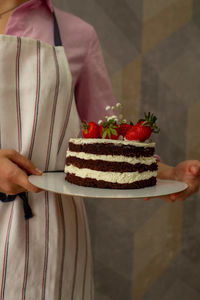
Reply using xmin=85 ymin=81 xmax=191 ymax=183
xmin=66 ymin=151 xmax=156 ymax=165
xmin=65 ymin=165 xmax=157 ymax=184
xmin=69 ymin=138 xmax=155 ymax=148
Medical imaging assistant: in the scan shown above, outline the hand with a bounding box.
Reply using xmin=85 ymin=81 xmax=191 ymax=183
xmin=144 ymin=160 xmax=200 ymax=202
xmin=167 ymin=160 xmax=200 ymax=202
xmin=0 ymin=149 xmax=42 ymax=195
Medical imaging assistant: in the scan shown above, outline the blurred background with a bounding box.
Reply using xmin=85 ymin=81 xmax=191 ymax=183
xmin=54 ymin=0 xmax=200 ymax=299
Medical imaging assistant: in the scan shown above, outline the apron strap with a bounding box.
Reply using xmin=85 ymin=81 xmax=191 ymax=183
xmin=53 ymin=12 xmax=63 ymax=47
xmin=0 ymin=192 xmax=33 ymax=220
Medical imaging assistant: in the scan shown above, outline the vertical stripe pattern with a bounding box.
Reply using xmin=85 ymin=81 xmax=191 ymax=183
xmin=0 ymin=34 xmax=92 ymax=300
xmin=71 ymin=198 xmax=79 ymax=300
xmin=28 ymin=40 xmax=41 ymax=160
xmin=1 ymin=37 xmax=22 ymax=300
xmin=21 ymin=222 xmax=29 ymax=300
xmin=0 ymin=203 xmax=14 ymax=300
xmin=45 ymin=47 xmax=60 ymax=171
xmin=57 ymin=195 xmax=66 ymax=299
xmin=22 ymin=40 xmax=41 ymax=300
xmin=41 ymin=192 xmax=50 ymax=300
xmin=16 ymin=37 xmax=22 ymax=152
xmin=82 ymin=208 xmax=88 ymax=300
xmin=57 ymin=87 xmax=74 ymax=154
xmin=41 ymin=46 xmax=60 ymax=300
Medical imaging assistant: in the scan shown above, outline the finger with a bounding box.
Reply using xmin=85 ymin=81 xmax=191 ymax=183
xmin=188 ymin=163 xmax=200 ymax=177
xmin=157 ymin=194 xmax=175 ymax=202
xmin=169 ymin=192 xmax=181 ymax=200
xmin=14 ymin=169 xmax=41 ymax=193
xmin=171 ymin=189 xmax=191 ymax=202
xmin=6 ymin=150 xmax=42 ymax=175
xmin=190 ymin=166 xmax=200 ymax=176
xmin=1 ymin=158 xmax=42 ymax=193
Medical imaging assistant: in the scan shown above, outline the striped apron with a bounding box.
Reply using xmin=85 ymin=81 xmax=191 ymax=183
xmin=0 ymin=14 xmax=93 ymax=300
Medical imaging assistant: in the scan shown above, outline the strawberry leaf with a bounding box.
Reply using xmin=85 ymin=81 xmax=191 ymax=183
xmin=110 ymin=128 xmax=117 ymax=135
xmin=141 ymin=112 xmax=160 ymax=134
xmin=82 ymin=122 xmax=88 ymax=134
xmin=100 ymin=118 xmax=119 ymax=139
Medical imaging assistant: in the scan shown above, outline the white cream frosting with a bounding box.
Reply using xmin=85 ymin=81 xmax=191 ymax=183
xmin=65 ymin=165 xmax=157 ymax=184
xmin=69 ymin=138 xmax=155 ymax=148
xmin=66 ymin=150 xmax=156 ymax=165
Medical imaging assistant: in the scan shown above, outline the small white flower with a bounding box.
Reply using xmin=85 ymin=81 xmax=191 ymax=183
xmin=119 ymin=114 xmax=123 ymax=120
xmin=107 ymin=115 xmax=117 ymax=122
xmin=116 ymin=102 xmax=122 ymax=108
xmin=105 ymin=106 xmax=111 ymax=111
xmin=122 ymin=119 xmax=127 ymax=123
xmin=111 ymin=106 xmax=115 ymax=110
xmin=98 ymin=120 xmax=103 ymax=125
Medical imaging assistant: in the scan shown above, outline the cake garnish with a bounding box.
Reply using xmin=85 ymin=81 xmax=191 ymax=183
xmin=82 ymin=103 xmax=160 ymax=142
xmin=99 ymin=119 xmax=120 ymax=139
xmin=82 ymin=121 xmax=100 ymax=138
xmin=119 ymin=122 xmax=133 ymax=137
xmin=125 ymin=112 xmax=160 ymax=142
xmin=99 ymin=102 xmax=130 ymax=139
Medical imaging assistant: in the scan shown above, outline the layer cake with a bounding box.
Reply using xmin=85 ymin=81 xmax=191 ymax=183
xmin=65 ymin=138 xmax=158 ymax=189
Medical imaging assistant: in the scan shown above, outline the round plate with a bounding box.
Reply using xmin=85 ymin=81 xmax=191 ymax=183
xmin=28 ymin=172 xmax=188 ymax=199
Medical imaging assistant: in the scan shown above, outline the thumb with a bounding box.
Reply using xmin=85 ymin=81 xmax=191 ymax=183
xmin=189 ymin=165 xmax=200 ymax=177
xmin=8 ymin=151 xmax=43 ymax=175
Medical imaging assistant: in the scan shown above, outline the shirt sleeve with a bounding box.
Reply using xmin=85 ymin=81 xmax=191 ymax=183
xmin=74 ymin=27 xmax=116 ymax=123
xmin=154 ymin=154 xmax=161 ymax=162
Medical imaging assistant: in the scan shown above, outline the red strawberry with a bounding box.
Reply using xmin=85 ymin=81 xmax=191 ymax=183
xmin=119 ymin=123 xmax=133 ymax=137
xmin=125 ymin=125 xmax=151 ymax=141
xmin=82 ymin=122 xmax=100 ymax=138
xmin=99 ymin=119 xmax=120 ymax=139
xmin=125 ymin=112 xmax=160 ymax=142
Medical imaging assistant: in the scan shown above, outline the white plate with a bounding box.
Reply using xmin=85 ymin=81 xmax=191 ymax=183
xmin=28 ymin=172 xmax=188 ymax=199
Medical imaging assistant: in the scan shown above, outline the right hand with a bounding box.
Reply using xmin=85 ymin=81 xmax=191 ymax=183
xmin=0 ymin=149 xmax=43 ymax=195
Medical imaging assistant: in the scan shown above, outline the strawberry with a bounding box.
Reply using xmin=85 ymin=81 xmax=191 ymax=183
xmin=125 ymin=125 xmax=151 ymax=141
xmin=125 ymin=112 xmax=160 ymax=142
xmin=82 ymin=122 xmax=100 ymax=138
xmin=119 ymin=123 xmax=133 ymax=137
xmin=99 ymin=119 xmax=120 ymax=139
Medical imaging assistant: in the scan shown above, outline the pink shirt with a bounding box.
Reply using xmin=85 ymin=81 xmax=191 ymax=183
xmin=5 ymin=0 xmax=115 ymax=122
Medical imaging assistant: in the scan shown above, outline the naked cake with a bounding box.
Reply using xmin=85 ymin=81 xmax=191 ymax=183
xmin=65 ymin=108 xmax=160 ymax=189
xmin=65 ymin=138 xmax=158 ymax=189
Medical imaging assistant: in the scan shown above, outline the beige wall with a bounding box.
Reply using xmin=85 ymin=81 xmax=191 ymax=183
xmin=53 ymin=0 xmax=200 ymax=299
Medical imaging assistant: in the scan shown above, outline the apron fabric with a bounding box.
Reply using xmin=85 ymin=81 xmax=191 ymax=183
xmin=0 ymin=15 xmax=93 ymax=300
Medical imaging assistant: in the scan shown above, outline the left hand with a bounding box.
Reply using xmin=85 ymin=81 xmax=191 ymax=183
xmin=144 ymin=160 xmax=200 ymax=202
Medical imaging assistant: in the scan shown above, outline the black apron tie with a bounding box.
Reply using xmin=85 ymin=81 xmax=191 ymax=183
xmin=0 ymin=192 xmax=33 ymax=220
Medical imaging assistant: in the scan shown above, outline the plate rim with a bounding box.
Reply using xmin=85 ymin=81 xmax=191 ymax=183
xmin=28 ymin=172 xmax=188 ymax=199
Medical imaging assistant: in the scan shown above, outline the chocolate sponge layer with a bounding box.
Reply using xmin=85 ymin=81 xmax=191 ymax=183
xmin=66 ymin=173 xmax=157 ymax=189
xmin=66 ymin=157 xmax=158 ymax=173
xmin=68 ymin=142 xmax=155 ymax=157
